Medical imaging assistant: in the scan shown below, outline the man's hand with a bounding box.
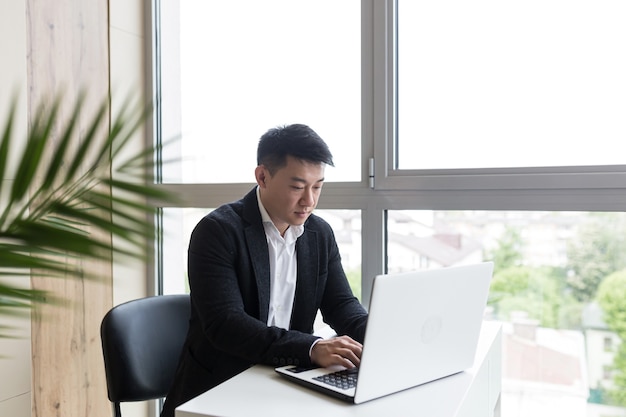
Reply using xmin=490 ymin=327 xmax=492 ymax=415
xmin=310 ymin=336 xmax=363 ymax=368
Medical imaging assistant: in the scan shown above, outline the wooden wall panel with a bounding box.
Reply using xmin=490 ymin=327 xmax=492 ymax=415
xmin=26 ymin=1 xmax=113 ymax=416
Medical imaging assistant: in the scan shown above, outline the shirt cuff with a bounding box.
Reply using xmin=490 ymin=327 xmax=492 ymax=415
xmin=309 ymin=337 xmax=323 ymax=359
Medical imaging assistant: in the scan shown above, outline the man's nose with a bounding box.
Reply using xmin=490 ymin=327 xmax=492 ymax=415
xmin=300 ymin=188 xmax=315 ymax=206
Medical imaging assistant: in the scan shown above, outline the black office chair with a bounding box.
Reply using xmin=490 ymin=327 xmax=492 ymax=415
xmin=100 ymin=294 xmax=190 ymax=417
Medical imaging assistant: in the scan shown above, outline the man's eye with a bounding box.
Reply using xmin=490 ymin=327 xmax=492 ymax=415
xmin=291 ymin=186 xmax=304 ymax=190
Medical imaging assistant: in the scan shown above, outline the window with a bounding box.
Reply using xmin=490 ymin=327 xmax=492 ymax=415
xmin=152 ymin=1 xmax=626 ymax=415
xmin=604 ymin=336 xmax=613 ymax=353
xmin=159 ymin=0 xmax=362 ymax=185
xmin=373 ymin=0 xmax=626 ymax=192
xmin=386 ymin=210 xmax=626 ymax=414
xmin=396 ymin=0 xmax=626 ymax=171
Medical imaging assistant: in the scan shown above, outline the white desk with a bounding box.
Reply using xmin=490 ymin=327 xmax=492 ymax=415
xmin=176 ymin=321 xmax=502 ymax=417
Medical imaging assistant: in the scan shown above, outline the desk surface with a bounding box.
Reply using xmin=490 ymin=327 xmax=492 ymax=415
xmin=176 ymin=321 xmax=502 ymax=417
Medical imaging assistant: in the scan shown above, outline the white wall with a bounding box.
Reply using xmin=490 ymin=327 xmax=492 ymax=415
xmin=0 ymin=1 xmax=31 ymax=416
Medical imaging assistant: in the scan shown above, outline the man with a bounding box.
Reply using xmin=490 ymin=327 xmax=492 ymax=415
xmin=161 ymin=124 xmax=368 ymax=417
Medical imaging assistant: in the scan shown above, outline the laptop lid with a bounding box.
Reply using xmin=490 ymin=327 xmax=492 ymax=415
xmin=354 ymin=261 xmax=493 ymax=403
xmin=275 ymin=262 xmax=494 ymax=404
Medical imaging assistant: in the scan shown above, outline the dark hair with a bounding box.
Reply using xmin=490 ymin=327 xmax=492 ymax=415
xmin=257 ymin=124 xmax=334 ymax=175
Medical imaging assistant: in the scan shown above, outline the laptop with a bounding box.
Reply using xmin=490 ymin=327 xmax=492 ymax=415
xmin=275 ymin=261 xmax=494 ymax=404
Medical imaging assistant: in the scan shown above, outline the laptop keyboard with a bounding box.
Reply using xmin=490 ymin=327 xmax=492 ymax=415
xmin=313 ymin=367 xmax=359 ymax=390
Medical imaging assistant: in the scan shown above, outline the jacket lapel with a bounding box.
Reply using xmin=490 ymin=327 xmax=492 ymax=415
xmin=291 ymin=228 xmax=319 ymax=331
xmin=242 ymin=188 xmax=271 ymax=323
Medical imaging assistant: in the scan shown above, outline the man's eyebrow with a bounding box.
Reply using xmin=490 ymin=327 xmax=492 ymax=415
xmin=290 ymin=176 xmax=325 ymax=183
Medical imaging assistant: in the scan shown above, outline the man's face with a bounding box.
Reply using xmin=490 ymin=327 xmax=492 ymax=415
xmin=256 ymin=155 xmax=325 ymax=235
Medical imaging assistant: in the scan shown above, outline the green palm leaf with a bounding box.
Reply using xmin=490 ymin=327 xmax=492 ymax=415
xmin=0 ymin=92 xmax=177 ymax=318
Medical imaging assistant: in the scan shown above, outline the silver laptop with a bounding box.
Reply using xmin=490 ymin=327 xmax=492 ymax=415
xmin=275 ymin=261 xmax=494 ymax=404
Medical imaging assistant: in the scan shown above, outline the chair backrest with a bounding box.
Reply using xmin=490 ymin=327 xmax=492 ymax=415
xmin=100 ymin=294 xmax=190 ymax=416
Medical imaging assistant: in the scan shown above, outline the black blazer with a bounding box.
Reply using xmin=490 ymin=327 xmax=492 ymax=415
xmin=161 ymin=188 xmax=368 ymax=417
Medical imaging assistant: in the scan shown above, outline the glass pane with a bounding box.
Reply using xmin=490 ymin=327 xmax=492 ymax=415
xmin=314 ymin=209 xmax=362 ymax=301
xmin=161 ymin=207 xmax=210 ymax=295
xmin=160 ymin=0 xmax=361 ymax=183
xmin=397 ymin=0 xmax=626 ymax=170
xmin=162 ymin=208 xmax=362 ymax=300
xmin=386 ymin=210 xmax=626 ymax=415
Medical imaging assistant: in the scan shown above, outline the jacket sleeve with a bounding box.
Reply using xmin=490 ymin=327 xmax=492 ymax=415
xmin=316 ymin=224 xmax=368 ymax=343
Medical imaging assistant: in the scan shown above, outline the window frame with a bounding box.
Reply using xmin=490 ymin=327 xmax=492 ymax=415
xmin=371 ymin=0 xmax=626 ymax=195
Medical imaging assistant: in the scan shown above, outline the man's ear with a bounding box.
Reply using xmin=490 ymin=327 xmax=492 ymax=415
xmin=255 ymin=165 xmax=267 ymax=188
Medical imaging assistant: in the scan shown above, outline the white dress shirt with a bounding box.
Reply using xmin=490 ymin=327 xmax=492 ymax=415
xmin=257 ymin=187 xmax=304 ymax=330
